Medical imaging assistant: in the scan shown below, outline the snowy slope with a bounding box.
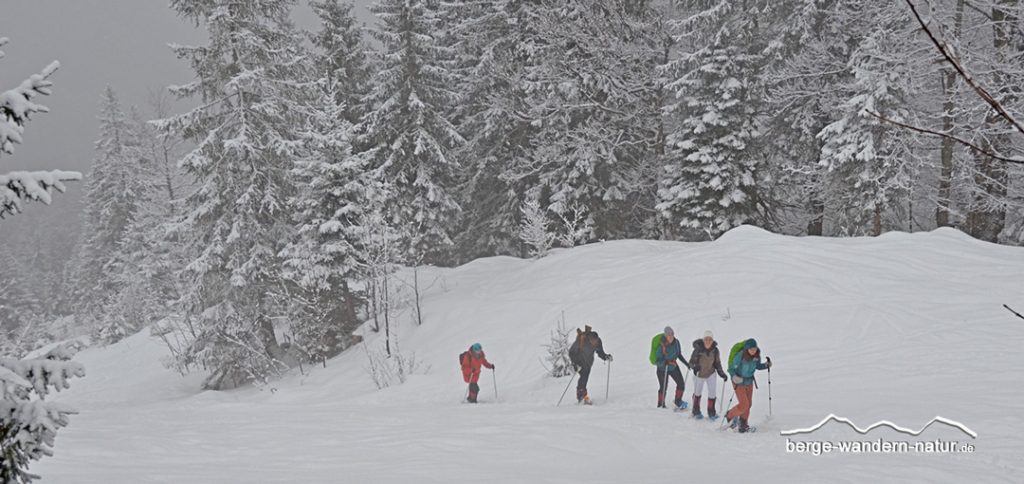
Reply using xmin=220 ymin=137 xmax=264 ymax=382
xmin=36 ymin=227 xmax=1024 ymax=483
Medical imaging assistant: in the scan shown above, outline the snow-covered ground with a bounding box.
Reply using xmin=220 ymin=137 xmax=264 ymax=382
xmin=36 ymin=227 xmax=1023 ymax=483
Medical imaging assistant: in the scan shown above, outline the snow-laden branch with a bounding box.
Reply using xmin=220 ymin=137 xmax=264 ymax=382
xmin=0 ymin=170 xmax=83 ymax=217
xmin=903 ymin=0 xmax=1024 ymax=139
xmin=1 ymin=59 xmax=60 ymax=156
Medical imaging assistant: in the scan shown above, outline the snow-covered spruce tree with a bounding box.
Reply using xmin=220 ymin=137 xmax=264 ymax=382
xmin=358 ymin=0 xmax=464 ymax=264
xmin=657 ymin=43 xmax=765 ymax=239
xmin=0 ymin=344 xmax=85 ymax=484
xmin=817 ymin=24 xmax=921 ymax=236
xmin=0 ymin=37 xmax=81 ymax=218
xmin=522 ymin=1 xmax=664 ymax=244
xmin=101 ymin=105 xmax=188 ymax=345
xmin=281 ymin=80 xmax=373 ymax=365
xmin=156 ymin=0 xmax=311 ymax=389
xmin=308 ymin=0 xmax=375 ymax=126
xmin=66 ymin=87 xmax=146 ymax=335
xmin=452 ymin=0 xmax=547 ymax=259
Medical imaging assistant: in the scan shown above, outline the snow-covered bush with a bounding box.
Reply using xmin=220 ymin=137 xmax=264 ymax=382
xmin=541 ymin=315 xmax=573 ymax=378
xmin=362 ymin=340 xmax=428 ymax=389
xmin=0 ymin=344 xmax=85 ymax=483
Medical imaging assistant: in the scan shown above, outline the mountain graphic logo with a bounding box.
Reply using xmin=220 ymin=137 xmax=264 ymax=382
xmin=780 ymin=414 xmax=977 ymax=439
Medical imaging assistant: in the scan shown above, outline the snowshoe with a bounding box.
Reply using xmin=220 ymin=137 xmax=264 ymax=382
xmin=693 ymin=413 xmax=704 ymax=420
xmin=708 ymin=415 xmax=719 ymax=422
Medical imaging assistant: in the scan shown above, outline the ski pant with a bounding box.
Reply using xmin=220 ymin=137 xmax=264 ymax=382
xmin=692 ymin=375 xmax=718 ymax=398
xmin=467 ymin=382 xmax=480 ymax=402
xmin=576 ymin=364 xmax=592 ymax=400
xmin=726 ymin=383 xmax=753 ymax=421
xmin=657 ymin=365 xmax=685 ymax=405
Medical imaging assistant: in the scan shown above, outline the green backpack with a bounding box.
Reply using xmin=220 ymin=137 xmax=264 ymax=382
xmin=728 ymin=340 xmax=747 ymax=372
xmin=648 ymin=334 xmax=664 ymax=365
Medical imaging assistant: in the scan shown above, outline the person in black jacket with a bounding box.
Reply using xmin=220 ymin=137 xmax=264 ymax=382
xmin=568 ymin=325 xmax=612 ymax=405
xmin=688 ymin=330 xmax=728 ymax=418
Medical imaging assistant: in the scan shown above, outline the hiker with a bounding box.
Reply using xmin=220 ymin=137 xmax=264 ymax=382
xmin=460 ymin=343 xmax=495 ymax=403
xmin=654 ymin=326 xmax=691 ymax=409
xmin=568 ymin=325 xmax=613 ymax=405
xmin=689 ymin=330 xmax=728 ymax=419
xmin=726 ymin=338 xmax=771 ymax=432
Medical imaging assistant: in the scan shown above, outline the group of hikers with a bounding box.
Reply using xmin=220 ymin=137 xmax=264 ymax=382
xmin=458 ymin=325 xmax=771 ymax=433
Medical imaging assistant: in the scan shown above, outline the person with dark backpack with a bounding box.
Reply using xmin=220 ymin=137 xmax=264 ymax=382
xmin=689 ymin=330 xmax=728 ymax=419
xmin=567 ymin=325 xmax=612 ymax=405
xmin=653 ymin=326 xmax=691 ymax=409
xmin=725 ymin=338 xmax=771 ymax=432
xmin=459 ymin=343 xmax=494 ymax=403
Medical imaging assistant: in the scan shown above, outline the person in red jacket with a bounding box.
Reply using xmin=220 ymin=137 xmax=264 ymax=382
xmin=460 ymin=343 xmax=495 ymax=403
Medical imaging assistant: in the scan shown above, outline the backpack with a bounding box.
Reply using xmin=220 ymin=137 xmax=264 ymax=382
xmin=459 ymin=351 xmax=470 ymax=369
xmin=649 ymin=334 xmax=663 ymax=365
xmin=728 ymin=340 xmax=747 ymax=372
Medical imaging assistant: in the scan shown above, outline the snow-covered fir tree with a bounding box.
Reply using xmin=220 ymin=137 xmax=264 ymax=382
xmin=67 ymin=87 xmax=146 ymax=333
xmin=157 ymin=0 xmax=312 ymax=389
xmin=308 ymin=0 xmax=375 ymax=125
xmin=0 ymin=344 xmax=85 ymax=483
xmin=0 ymin=37 xmax=81 ymax=218
xmin=658 ymin=34 xmax=766 ymax=238
xmin=281 ymin=80 xmax=374 ymax=364
xmin=358 ymin=0 xmax=464 ymax=263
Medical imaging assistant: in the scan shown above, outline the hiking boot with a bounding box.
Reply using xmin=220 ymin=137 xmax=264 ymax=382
xmin=673 ymin=388 xmax=684 ymax=408
xmin=707 ymin=398 xmax=717 ymax=418
xmin=657 ymin=391 xmax=666 ymax=408
xmin=582 ymin=395 xmax=593 ymax=405
xmin=738 ymin=418 xmax=750 ymax=433
xmin=728 ymin=416 xmax=740 ymax=429
xmin=692 ymin=395 xmax=702 ymax=416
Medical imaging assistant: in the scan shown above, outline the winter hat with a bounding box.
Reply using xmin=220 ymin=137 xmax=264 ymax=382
xmin=663 ymin=326 xmax=674 ymax=336
xmin=703 ymin=330 xmax=714 ymax=339
xmin=471 ymin=343 xmax=482 ymax=352
xmin=743 ymin=338 xmax=758 ymax=350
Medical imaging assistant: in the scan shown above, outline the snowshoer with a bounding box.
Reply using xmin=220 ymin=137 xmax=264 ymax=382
xmin=568 ymin=325 xmax=612 ymax=405
xmin=689 ymin=330 xmax=728 ymax=419
xmin=725 ymin=338 xmax=771 ymax=432
xmin=654 ymin=326 xmax=691 ymax=409
xmin=460 ymin=343 xmax=494 ymax=403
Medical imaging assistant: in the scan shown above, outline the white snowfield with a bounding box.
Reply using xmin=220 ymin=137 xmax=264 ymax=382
xmin=37 ymin=226 xmax=1023 ymax=483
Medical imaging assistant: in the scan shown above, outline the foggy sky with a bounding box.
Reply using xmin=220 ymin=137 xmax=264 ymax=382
xmin=1 ymin=0 xmax=375 ymax=176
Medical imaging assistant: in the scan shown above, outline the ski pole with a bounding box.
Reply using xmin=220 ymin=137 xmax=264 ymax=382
xmin=557 ymin=367 xmax=578 ymax=406
xmin=492 ymin=368 xmax=498 ymax=401
xmin=605 ymin=360 xmax=611 ymax=402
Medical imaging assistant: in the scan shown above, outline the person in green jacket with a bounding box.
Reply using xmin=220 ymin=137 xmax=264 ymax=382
xmin=655 ymin=326 xmax=691 ymax=409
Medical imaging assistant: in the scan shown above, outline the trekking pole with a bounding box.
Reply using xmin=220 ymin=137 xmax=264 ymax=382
xmin=720 ymin=385 xmax=736 ymax=429
xmin=605 ymin=360 xmax=611 ymax=403
xmin=557 ymin=368 xmax=578 ymax=406
xmin=719 ymin=377 xmax=726 ymax=414
xmin=1005 ymin=304 xmax=1024 ymax=321
xmin=767 ymin=361 xmax=772 ymax=418
xmin=492 ymin=368 xmax=498 ymax=401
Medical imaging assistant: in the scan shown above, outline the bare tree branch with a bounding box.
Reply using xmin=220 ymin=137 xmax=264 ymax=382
xmin=865 ymin=110 xmax=1024 ymax=165
xmin=904 ymin=0 xmax=1024 ymax=137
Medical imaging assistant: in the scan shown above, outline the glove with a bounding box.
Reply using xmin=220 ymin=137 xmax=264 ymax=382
xmin=605 ymin=354 xmax=614 ymax=362
xmin=722 ymin=375 xmax=728 ymax=382
xmin=766 ymin=357 xmax=772 ymax=369
xmin=491 ymin=364 xmax=496 ymax=370
xmin=732 ymin=374 xmax=743 ymax=385
xmin=692 ymin=366 xmax=699 ymax=376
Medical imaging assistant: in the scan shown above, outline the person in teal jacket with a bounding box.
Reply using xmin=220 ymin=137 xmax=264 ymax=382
xmin=725 ymin=339 xmax=771 ymax=432
xmin=655 ymin=326 xmax=691 ymax=409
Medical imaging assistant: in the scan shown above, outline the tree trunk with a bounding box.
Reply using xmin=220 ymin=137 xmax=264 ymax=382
xmin=967 ymin=0 xmax=1014 ymax=241
xmin=936 ymin=0 xmax=966 ymax=228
